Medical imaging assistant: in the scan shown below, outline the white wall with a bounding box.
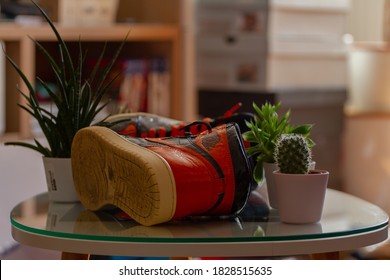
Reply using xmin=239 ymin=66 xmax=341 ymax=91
xmin=347 ymin=0 xmax=386 ymax=41
xmin=0 ymin=41 xmax=4 ymax=134
xmin=343 ymin=117 xmax=390 ymax=216
xmin=342 ymin=0 xmax=390 ymax=216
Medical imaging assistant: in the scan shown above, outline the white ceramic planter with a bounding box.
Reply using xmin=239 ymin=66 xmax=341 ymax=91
xmin=265 ymin=161 xmax=316 ymax=209
xmin=42 ymin=157 xmax=79 ymax=202
xmin=273 ymin=169 xmax=329 ymax=224
xmin=263 ymin=162 xmax=279 ymax=209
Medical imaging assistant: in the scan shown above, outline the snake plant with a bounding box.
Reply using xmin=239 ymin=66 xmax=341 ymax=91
xmin=4 ymin=1 xmax=126 ymax=158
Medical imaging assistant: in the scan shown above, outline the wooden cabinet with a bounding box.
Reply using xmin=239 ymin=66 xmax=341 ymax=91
xmin=0 ymin=23 xmax=181 ymax=139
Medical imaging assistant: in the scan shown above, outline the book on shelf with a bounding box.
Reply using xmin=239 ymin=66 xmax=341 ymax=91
xmin=118 ymin=57 xmax=170 ymax=117
xmin=119 ymin=59 xmax=148 ymax=113
xmin=147 ymin=58 xmax=170 ymax=117
xmin=30 ymin=56 xmax=170 ymax=136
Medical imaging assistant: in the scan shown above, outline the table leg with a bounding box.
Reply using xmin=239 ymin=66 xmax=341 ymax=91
xmin=310 ymin=251 xmax=340 ymax=260
xmin=61 ymin=252 xmax=90 ymax=260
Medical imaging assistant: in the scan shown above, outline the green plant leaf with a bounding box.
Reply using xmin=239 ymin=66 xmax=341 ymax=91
xmin=4 ymin=1 xmax=126 ymax=158
xmin=253 ymin=161 xmax=264 ymax=183
xmin=244 ymin=101 xmax=314 ymax=181
xmin=291 ymin=124 xmax=313 ymax=135
xmin=4 ymin=140 xmax=51 ymax=157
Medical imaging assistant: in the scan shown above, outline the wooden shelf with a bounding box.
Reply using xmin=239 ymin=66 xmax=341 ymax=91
xmin=0 ymin=23 xmax=179 ymax=41
xmin=0 ymin=23 xmax=181 ymax=139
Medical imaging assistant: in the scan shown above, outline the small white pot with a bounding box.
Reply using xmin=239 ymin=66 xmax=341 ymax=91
xmin=42 ymin=157 xmax=79 ymax=202
xmin=266 ymin=161 xmax=316 ymax=209
xmin=273 ymin=169 xmax=329 ymax=224
xmin=263 ymin=162 xmax=279 ymax=208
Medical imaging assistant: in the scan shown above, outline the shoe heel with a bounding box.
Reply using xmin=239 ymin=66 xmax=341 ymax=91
xmin=71 ymin=126 xmax=177 ymax=226
xmin=226 ymin=123 xmax=252 ymax=214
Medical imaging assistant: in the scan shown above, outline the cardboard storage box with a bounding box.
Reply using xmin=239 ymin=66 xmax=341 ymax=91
xmin=39 ymin=0 xmax=119 ymax=26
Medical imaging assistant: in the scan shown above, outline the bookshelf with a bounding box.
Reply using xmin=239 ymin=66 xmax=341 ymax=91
xmin=0 ymin=22 xmax=181 ymax=139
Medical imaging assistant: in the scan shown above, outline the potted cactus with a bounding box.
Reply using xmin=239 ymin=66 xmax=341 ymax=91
xmin=242 ymin=101 xmax=314 ymax=208
xmin=273 ymin=134 xmax=329 ymax=224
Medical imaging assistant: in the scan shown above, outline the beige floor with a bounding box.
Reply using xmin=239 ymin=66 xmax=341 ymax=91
xmin=1 ymin=244 xmax=61 ymax=260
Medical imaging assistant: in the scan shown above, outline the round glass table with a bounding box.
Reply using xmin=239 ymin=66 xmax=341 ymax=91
xmin=10 ymin=189 xmax=388 ymax=259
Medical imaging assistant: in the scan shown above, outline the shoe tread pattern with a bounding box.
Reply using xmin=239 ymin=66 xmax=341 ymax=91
xmin=71 ymin=126 xmax=176 ymax=226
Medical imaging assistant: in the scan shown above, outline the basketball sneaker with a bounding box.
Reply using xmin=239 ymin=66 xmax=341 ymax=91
xmin=71 ymin=123 xmax=252 ymax=226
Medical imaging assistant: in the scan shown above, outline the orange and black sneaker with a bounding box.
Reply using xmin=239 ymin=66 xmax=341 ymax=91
xmin=71 ymin=122 xmax=252 ymax=226
xmin=102 ymin=103 xmax=254 ymax=138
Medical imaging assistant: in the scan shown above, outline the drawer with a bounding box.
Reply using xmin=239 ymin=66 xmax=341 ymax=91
xmin=269 ymin=5 xmax=349 ymax=37
xmin=196 ymin=34 xmax=267 ymax=55
xmin=267 ymin=54 xmax=347 ymax=88
xmin=196 ymin=53 xmax=267 ymax=90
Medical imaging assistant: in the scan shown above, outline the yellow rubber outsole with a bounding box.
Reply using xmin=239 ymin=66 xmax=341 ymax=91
xmin=71 ymin=126 xmax=176 ymax=226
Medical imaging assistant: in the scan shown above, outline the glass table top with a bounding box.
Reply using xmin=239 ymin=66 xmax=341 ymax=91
xmin=10 ymin=189 xmax=389 ymax=243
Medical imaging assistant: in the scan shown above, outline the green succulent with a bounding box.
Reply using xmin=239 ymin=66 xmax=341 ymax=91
xmin=4 ymin=1 xmax=126 ymax=158
xmin=275 ymin=134 xmax=312 ymax=174
xmin=242 ymin=101 xmax=314 ymax=183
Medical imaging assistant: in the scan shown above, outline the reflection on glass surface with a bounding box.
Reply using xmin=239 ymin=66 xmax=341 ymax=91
xmin=46 ymin=202 xmax=85 ymax=232
xmin=74 ymin=210 xmax=265 ymax=241
xmin=10 ymin=190 xmax=388 ymax=243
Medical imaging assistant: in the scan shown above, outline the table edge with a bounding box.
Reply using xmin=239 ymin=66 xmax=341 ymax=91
xmin=11 ymin=222 xmax=388 ymax=257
